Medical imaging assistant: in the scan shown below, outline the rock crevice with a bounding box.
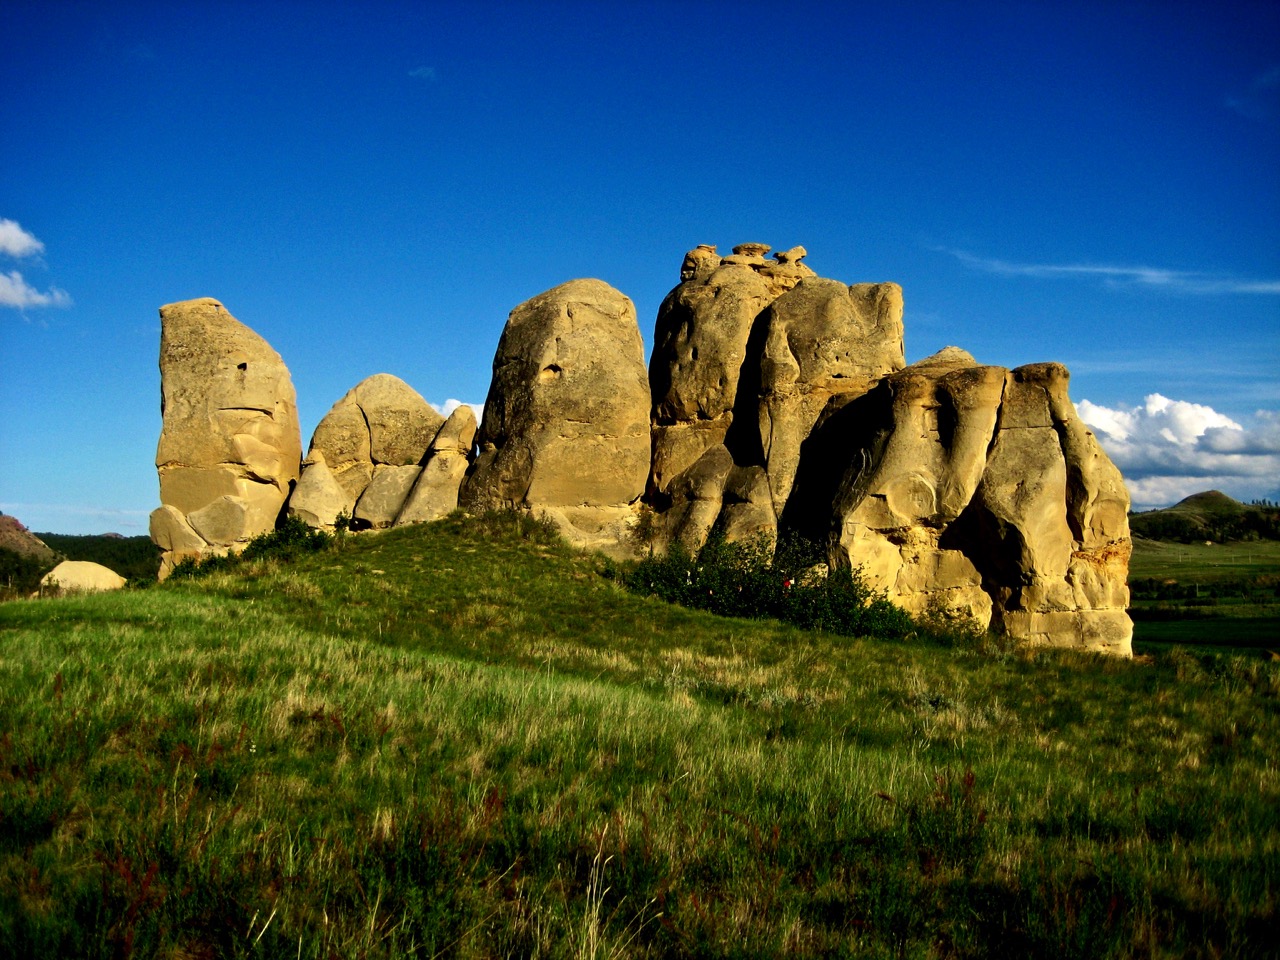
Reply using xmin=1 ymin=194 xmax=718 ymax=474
xmin=151 ymin=243 xmax=1132 ymax=653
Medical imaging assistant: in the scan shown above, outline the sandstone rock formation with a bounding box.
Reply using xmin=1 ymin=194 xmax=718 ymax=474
xmin=286 ymin=450 xmax=352 ymax=529
xmin=151 ymin=242 xmax=1132 ymax=654
xmin=151 ymin=298 xmax=301 ymax=576
xmin=396 ymin=404 xmax=478 ymax=524
xmin=806 ymin=351 xmax=1131 ymax=654
xmin=459 ymin=279 xmax=650 ymax=551
xmin=646 ymin=246 xmax=1132 ymax=655
xmin=40 ymin=560 xmax=127 ymax=594
xmin=648 ymin=244 xmax=905 ymax=550
xmin=295 ymin=373 xmax=445 ymax=529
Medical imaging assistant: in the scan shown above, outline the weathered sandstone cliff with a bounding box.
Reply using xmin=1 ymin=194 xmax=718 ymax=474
xmin=150 ymin=298 xmax=301 ymax=577
xmin=459 ymin=279 xmax=650 ymax=553
xmin=151 ymin=242 xmax=1132 ymax=653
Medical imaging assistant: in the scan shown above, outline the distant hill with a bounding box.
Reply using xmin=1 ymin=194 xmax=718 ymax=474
xmin=0 ymin=513 xmax=59 ymax=599
xmin=1129 ymin=491 xmax=1280 ymax=542
xmin=0 ymin=513 xmax=56 ymax=563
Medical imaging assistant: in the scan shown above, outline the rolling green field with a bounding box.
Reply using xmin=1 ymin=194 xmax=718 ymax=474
xmin=1 ymin=514 xmax=1277 ymax=957
xmin=1129 ymin=538 xmax=1280 ymax=584
xmin=1129 ymin=539 xmax=1280 ymax=653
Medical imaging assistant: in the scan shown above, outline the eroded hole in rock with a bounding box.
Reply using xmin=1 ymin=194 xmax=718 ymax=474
xmin=540 ymin=364 xmax=562 ymax=380
xmin=237 ymin=362 xmax=248 ymax=371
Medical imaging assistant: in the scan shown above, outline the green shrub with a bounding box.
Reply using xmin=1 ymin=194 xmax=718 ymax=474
xmin=0 ymin=547 xmax=51 ymax=600
xmin=168 ymin=516 xmax=336 ymax=580
xmin=621 ymin=531 xmax=919 ymax=641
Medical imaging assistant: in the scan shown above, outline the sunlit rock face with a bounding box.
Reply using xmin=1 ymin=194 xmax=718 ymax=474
xmin=647 ymin=243 xmax=904 ymax=550
xmin=788 ymin=351 xmax=1131 ymax=654
xmin=395 ymin=404 xmax=478 ymax=525
xmin=149 ymin=244 xmax=1132 ymax=653
xmin=296 ymin=373 xmax=444 ymax=530
xmin=459 ymin=278 xmax=651 ymax=554
xmin=292 ymin=375 xmax=476 ymax=531
xmin=150 ymin=297 xmax=301 ymax=578
xmin=644 ymin=247 xmax=1132 ymax=655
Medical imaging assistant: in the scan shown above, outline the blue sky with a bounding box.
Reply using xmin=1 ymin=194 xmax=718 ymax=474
xmin=2 ymin=0 xmax=1278 ymax=534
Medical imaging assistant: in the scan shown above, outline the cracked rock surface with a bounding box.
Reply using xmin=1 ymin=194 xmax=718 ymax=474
xmin=459 ymin=279 xmax=650 ymax=554
xmin=150 ymin=297 xmax=302 ymax=577
xmin=647 ymin=248 xmax=1132 ymax=655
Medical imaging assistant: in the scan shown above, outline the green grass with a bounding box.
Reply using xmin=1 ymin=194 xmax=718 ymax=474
xmin=1130 ymin=539 xmax=1280 ymax=583
xmin=2 ymin=513 xmax=1278 ymax=957
xmin=1129 ymin=539 xmax=1280 ymax=653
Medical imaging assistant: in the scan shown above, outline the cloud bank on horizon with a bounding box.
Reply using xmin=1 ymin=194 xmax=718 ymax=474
xmin=1077 ymin=395 xmax=1280 ymax=509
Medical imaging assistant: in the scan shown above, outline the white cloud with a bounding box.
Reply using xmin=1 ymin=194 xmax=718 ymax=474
xmin=0 ymin=270 xmax=72 ymax=309
xmin=943 ymin=248 xmax=1280 ymax=295
xmin=408 ymin=66 xmax=437 ymax=81
xmin=1 ymin=219 xmax=71 ymax=310
xmin=1076 ymin=395 xmax=1280 ymax=508
xmin=0 ymin=219 xmax=45 ymax=258
xmin=431 ymin=398 xmax=484 ymax=421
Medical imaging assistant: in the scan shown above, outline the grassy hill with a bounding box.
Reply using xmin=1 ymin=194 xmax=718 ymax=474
xmin=1 ymin=514 xmax=1277 ymax=957
xmin=1130 ymin=491 xmax=1280 ymax=543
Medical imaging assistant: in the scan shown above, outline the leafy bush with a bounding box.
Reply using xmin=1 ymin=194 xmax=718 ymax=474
xmin=621 ymin=531 xmax=920 ymax=641
xmin=0 ymin=547 xmax=51 ymax=600
xmin=168 ymin=516 xmax=336 ymax=580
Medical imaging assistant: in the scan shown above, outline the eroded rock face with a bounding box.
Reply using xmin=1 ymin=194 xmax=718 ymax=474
xmin=459 ymin=279 xmax=650 ymax=551
xmin=151 ymin=298 xmax=301 ymax=576
xmin=647 ymin=244 xmax=904 ymax=551
xmin=396 ymin=404 xmax=478 ymax=525
xmin=753 ymin=277 xmax=906 ymax=520
xmin=643 ymin=242 xmax=1131 ymax=655
xmin=786 ymin=349 xmax=1131 ymax=655
xmin=287 ymin=451 xmax=353 ymax=529
xmin=297 ymin=373 xmax=445 ymax=529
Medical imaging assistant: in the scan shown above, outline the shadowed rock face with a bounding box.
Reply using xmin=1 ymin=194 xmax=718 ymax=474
xmin=150 ymin=298 xmax=301 ymax=577
xmin=645 ymin=248 xmax=1132 ymax=655
xmin=153 ymin=243 xmax=1131 ymax=654
xmin=291 ymin=373 xmax=446 ymax=530
xmin=459 ymin=278 xmax=650 ymax=552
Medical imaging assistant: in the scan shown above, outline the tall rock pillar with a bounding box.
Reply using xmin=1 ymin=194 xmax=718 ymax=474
xmin=149 ymin=298 xmax=301 ymax=577
xmin=459 ymin=279 xmax=651 ymax=552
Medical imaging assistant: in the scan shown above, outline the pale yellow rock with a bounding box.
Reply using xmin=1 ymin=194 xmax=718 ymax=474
xmin=973 ymin=363 xmax=1132 ymax=653
xmin=354 ymin=464 xmax=422 ymax=528
xmin=396 ymin=405 xmax=477 ymax=525
xmin=307 ymin=373 xmax=444 ymax=502
xmin=41 ymin=560 xmax=127 ymax=594
xmin=717 ymin=465 xmax=777 ymax=543
xmin=288 ymin=451 xmax=356 ymax=530
xmin=149 ymin=504 xmax=207 ymax=553
xmin=148 ymin=506 xmax=206 ymax=580
xmin=657 ymin=445 xmax=734 ymax=550
xmin=647 ymin=243 xmax=824 ymax=552
xmin=186 ymin=495 xmax=252 ymax=547
xmin=460 ymin=279 xmax=650 ymax=549
xmin=152 ymin=297 xmax=301 ymax=571
xmin=650 ymin=259 xmax=776 ymax=427
xmin=756 ymin=278 xmax=906 ymax=515
xmin=817 ymin=352 xmax=1131 ymax=654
